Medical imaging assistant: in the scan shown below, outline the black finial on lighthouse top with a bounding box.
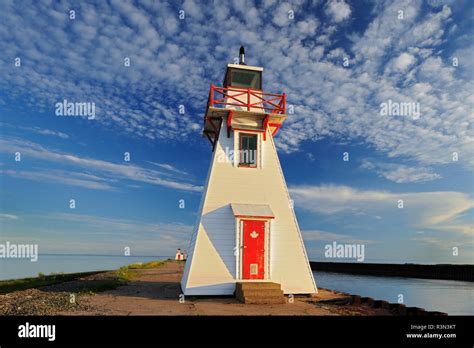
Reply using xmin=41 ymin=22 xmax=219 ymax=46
xmin=239 ymin=46 xmax=245 ymax=65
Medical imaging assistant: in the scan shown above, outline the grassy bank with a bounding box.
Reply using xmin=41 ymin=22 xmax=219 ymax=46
xmin=0 ymin=259 xmax=168 ymax=294
xmin=116 ymin=260 xmax=168 ymax=282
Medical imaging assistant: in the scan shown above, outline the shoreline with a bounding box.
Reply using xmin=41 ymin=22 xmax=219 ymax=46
xmin=0 ymin=260 xmax=447 ymax=316
xmin=4 ymin=256 xmax=473 ymax=282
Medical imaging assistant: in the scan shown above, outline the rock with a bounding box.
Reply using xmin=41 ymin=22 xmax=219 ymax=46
xmin=351 ymin=295 xmax=361 ymax=305
xmin=389 ymin=303 xmax=407 ymax=315
xmin=374 ymin=300 xmax=390 ymax=309
xmin=407 ymin=306 xmax=427 ymax=316
xmin=361 ymin=297 xmax=374 ymax=306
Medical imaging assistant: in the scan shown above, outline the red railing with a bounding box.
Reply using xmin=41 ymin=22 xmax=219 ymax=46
xmin=206 ymin=84 xmax=286 ymax=115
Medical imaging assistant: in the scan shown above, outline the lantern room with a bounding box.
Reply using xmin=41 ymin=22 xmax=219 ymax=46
xmin=223 ymin=46 xmax=262 ymax=90
xmin=203 ymin=47 xmax=287 ymax=151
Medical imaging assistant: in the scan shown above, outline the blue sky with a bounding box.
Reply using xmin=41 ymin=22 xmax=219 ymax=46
xmin=0 ymin=0 xmax=473 ymax=264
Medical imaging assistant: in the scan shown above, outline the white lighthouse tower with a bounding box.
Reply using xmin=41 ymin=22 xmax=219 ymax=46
xmin=181 ymin=47 xmax=317 ymax=297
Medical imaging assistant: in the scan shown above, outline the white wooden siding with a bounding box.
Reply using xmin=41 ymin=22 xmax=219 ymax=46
xmin=181 ymin=120 xmax=317 ymax=295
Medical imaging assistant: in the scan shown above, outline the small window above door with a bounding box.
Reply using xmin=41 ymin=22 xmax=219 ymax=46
xmin=238 ymin=133 xmax=258 ymax=168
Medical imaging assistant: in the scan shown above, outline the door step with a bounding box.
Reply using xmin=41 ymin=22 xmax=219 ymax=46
xmin=236 ymin=282 xmax=286 ymax=304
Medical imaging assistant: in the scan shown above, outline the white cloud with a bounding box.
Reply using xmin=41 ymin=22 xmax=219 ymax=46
xmin=360 ymin=159 xmax=442 ymax=183
xmin=1 ymin=169 xmax=115 ymax=191
xmin=325 ymin=0 xmax=351 ymax=23
xmin=147 ymin=162 xmax=189 ymax=176
xmin=392 ymin=52 xmax=416 ymax=71
xmin=290 ymin=184 xmax=474 ymax=235
xmin=429 ymin=223 xmax=474 ymax=236
xmin=0 ymin=137 xmax=202 ymax=192
xmin=409 ymin=234 xmax=471 ymax=250
xmin=397 ymin=5 xmax=452 ymax=48
xmin=34 ymin=128 xmax=69 ymax=139
xmin=1 ymin=123 xmax=69 ymax=139
xmin=272 ymin=3 xmax=293 ymax=27
xmin=297 ymin=18 xmax=319 ymax=36
xmin=0 ymin=214 xmax=19 ymax=220
xmin=183 ymin=0 xmax=204 ymax=20
xmin=302 ymin=229 xmax=375 ymax=244
xmin=0 ymin=0 xmax=471 ymax=175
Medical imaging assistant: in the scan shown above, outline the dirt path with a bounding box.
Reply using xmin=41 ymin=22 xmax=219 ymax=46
xmin=56 ymin=261 xmax=391 ymax=316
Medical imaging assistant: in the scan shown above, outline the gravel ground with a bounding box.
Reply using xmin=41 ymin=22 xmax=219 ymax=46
xmin=0 ymin=288 xmax=90 ymax=315
xmin=0 ymin=271 xmax=118 ymax=315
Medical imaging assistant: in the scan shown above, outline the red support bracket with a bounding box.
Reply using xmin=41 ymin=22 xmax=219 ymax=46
xmin=263 ymin=114 xmax=270 ymax=141
xmin=227 ymin=110 xmax=233 ymax=138
xmin=268 ymin=122 xmax=282 ymax=137
xmin=272 ymin=124 xmax=281 ymax=137
xmin=209 ymin=84 xmax=214 ymax=107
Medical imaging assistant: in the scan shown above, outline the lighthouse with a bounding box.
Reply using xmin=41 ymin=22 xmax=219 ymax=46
xmin=181 ymin=48 xmax=317 ymax=297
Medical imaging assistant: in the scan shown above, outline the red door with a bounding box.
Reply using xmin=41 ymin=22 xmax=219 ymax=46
xmin=242 ymin=220 xmax=265 ymax=279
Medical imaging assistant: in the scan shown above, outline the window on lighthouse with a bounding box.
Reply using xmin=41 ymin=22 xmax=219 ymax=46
xmin=239 ymin=133 xmax=258 ymax=167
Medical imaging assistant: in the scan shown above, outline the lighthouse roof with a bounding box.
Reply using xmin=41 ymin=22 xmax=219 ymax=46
xmin=231 ymin=203 xmax=275 ymax=219
xmin=226 ymin=63 xmax=263 ymax=72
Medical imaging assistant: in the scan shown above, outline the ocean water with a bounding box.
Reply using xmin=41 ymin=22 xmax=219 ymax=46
xmin=0 ymin=254 xmax=171 ymax=281
xmin=314 ymin=271 xmax=474 ymax=315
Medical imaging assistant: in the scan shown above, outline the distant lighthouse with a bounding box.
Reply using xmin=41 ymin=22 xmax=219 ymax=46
xmin=181 ymin=48 xmax=317 ymax=296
